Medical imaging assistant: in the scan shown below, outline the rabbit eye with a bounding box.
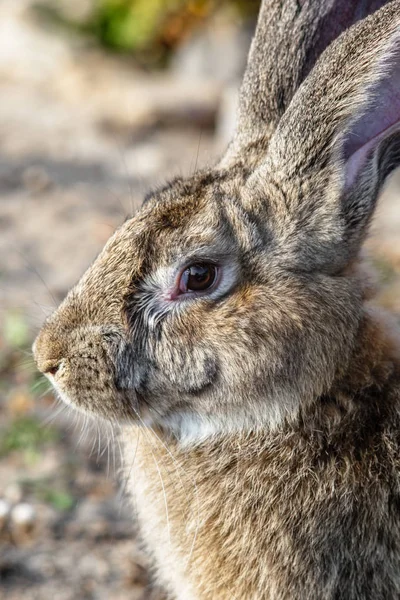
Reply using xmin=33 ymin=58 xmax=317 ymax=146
xmin=179 ymin=263 xmax=217 ymax=294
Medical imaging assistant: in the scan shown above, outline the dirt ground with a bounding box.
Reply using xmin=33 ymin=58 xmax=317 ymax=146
xmin=1 ymin=2 xmax=400 ymax=600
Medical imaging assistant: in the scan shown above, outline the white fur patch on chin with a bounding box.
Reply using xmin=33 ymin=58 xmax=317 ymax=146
xmin=43 ymin=373 xmax=72 ymax=407
xmin=162 ymin=399 xmax=295 ymax=447
xmin=168 ymin=414 xmax=224 ymax=447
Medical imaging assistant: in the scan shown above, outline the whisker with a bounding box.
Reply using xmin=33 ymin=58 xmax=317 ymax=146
xmin=192 ymin=129 xmax=203 ymax=175
xmin=13 ymin=247 xmax=57 ymax=307
xmin=102 ymin=183 xmax=131 ymax=220
xmin=115 ymin=141 xmax=136 ymax=216
xmin=141 ymin=408 xmax=200 ymax=568
xmin=119 ymin=422 xmax=141 ymax=500
xmin=41 ymin=396 xmax=68 ymax=426
xmin=136 ymin=417 xmax=172 ymax=546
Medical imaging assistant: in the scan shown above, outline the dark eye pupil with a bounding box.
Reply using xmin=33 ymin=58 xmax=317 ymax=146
xmin=186 ymin=264 xmax=216 ymax=291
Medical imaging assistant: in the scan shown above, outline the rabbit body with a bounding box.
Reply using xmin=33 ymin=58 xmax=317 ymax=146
xmin=34 ymin=1 xmax=400 ymax=598
xmin=124 ymin=311 xmax=400 ymax=600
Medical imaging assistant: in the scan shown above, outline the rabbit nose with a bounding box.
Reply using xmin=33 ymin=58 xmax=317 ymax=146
xmin=41 ymin=361 xmax=61 ymax=377
xmin=33 ymin=327 xmax=66 ymax=376
xmin=35 ymin=352 xmax=62 ymax=377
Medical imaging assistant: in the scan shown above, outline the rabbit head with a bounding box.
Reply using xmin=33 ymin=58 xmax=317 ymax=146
xmin=34 ymin=0 xmax=400 ymax=441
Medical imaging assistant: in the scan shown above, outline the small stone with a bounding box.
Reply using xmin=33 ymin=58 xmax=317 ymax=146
xmin=0 ymin=498 xmax=11 ymax=529
xmin=10 ymin=503 xmax=36 ymax=543
xmin=11 ymin=502 xmax=36 ymax=526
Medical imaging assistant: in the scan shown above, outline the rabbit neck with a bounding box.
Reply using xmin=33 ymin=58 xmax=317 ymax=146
xmin=333 ymin=303 xmax=400 ymax=399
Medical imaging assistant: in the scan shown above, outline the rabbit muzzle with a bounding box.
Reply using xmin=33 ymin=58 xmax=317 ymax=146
xmin=34 ymin=315 xmax=138 ymax=420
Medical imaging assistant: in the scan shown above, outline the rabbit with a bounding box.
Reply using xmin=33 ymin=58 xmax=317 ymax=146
xmin=33 ymin=0 xmax=400 ymax=598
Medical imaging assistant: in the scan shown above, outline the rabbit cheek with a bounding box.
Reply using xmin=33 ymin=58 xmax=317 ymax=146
xmin=109 ymin=342 xmax=218 ymax=424
xmin=153 ymin=346 xmax=218 ymax=396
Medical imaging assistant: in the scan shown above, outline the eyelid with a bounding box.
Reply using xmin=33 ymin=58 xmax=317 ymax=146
xmin=178 ymin=256 xmax=220 ymax=269
xmin=176 ymin=245 xmax=235 ymax=265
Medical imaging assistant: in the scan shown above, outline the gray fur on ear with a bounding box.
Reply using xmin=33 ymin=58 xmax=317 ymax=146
xmin=244 ymin=1 xmax=400 ymax=272
xmin=221 ymin=0 xmax=392 ymax=169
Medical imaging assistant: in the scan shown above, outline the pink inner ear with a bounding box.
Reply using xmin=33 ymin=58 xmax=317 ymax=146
xmin=343 ymin=43 xmax=400 ymax=189
xmin=344 ymin=121 xmax=400 ymax=189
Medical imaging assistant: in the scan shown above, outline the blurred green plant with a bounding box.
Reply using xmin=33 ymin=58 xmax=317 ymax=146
xmin=21 ymin=476 xmax=76 ymax=511
xmin=0 ymin=416 xmax=58 ymax=459
xmin=3 ymin=310 xmax=30 ymax=350
xmin=34 ymin=0 xmax=260 ymax=66
xmin=0 ymin=311 xmax=35 ymax=400
xmin=0 ymin=310 xmax=45 ymax=398
xmin=92 ymin=0 xmax=187 ymax=52
xmin=40 ymin=487 xmax=75 ymax=511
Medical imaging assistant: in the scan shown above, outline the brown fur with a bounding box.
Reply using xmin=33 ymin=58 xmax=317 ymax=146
xmin=34 ymin=1 xmax=400 ymax=598
xmin=125 ymin=325 xmax=400 ymax=600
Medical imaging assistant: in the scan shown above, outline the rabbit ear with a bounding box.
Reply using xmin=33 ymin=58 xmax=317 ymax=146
xmin=221 ymin=0 xmax=391 ymax=169
xmin=244 ymin=1 xmax=400 ymax=272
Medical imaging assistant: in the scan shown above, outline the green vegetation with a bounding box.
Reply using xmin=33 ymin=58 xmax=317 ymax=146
xmin=92 ymin=0 xmax=190 ymax=53
xmin=34 ymin=0 xmax=260 ymax=66
xmin=3 ymin=310 xmax=30 ymax=349
xmin=20 ymin=476 xmax=76 ymax=511
xmin=38 ymin=486 xmax=75 ymax=511
xmin=0 ymin=416 xmax=58 ymax=459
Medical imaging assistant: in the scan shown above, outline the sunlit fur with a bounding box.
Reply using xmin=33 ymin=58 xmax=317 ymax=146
xmin=34 ymin=2 xmax=400 ymax=599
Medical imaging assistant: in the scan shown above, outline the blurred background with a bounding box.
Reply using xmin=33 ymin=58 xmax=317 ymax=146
xmin=0 ymin=1 xmax=399 ymax=599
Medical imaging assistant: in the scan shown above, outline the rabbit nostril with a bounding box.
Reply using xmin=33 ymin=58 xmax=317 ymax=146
xmin=44 ymin=363 xmax=60 ymax=376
